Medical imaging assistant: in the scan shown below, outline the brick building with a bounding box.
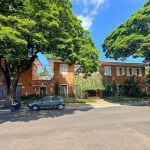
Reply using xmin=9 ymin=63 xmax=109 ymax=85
xmin=0 ymin=58 xmax=148 ymax=100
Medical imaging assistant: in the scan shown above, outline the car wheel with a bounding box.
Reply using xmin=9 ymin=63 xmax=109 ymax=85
xmin=32 ymin=105 xmax=39 ymax=111
xmin=58 ymin=104 xmax=64 ymax=110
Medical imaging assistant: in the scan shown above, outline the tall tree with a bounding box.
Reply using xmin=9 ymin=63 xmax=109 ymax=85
xmin=0 ymin=0 xmax=100 ymax=107
xmin=102 ymin=0 xmax=150 ymax=62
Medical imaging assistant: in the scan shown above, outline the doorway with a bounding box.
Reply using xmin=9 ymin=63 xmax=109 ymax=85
xmin=60 ymin=85 xmax=68 ymax=97
xmin=40 ymin=87 xmax=47 ymax=98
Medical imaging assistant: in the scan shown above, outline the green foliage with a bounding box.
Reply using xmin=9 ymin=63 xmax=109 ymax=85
xmin=0 ymin=0 xmax=99 ymax=72
xmin=0 ymin=0 xmax=100 ymax=106
xmin=123 ymin=76 xmax=147 ymax=97
xmin=145 ymin=67 xmax=150 ymax=83
xmin=65 ymin=98 xmax=95 ymax=103
xmin=21 ymin=94 xmax=39 ymax=100
xmin=109 ymin=97 xmax=150 ymax=103
xmin=74 ymin=84 xmax=82 ymax=99
xmin=103 ymin=76 xmax=147 ymax=97
xmin=38 ymin=67 xmax=51 ymax=76
xmin=102 ymin=0 xmax=150 ymax=62
xmin=53 ymin=80 xmax=60 ymax=95
xmin=103 ymin=84 xmax=113 ymax=97
xmin=73 ymin=72 xmax=104 ymax=91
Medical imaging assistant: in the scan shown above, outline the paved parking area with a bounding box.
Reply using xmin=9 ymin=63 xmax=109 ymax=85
xmin=0 ymin=105 xmax=150 ymax=150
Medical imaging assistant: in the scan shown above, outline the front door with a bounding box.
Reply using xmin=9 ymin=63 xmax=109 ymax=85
xmin=40 ymin=87 xmax=46 ymax=98
xmin=60 ymin=85 xmax=67 ymax=97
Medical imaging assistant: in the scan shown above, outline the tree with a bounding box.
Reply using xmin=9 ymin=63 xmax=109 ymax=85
xmin=145 ymin=67 xmax=150 ymax=83
xmin=53 ymin=80 xmax=60 ymax=96
xmin=38 ymin=67 xmax=51 ymax=76
xmin=0 ymin=0 xmax=100 ymax=107
xmin=102 ymin=0 xmax=150 ymax=62
xmin=73 ymin=73 xmax=104 ymax=98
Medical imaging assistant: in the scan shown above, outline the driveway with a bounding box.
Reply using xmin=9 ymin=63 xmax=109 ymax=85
xmin=0 ymin=106 xmax=150 ymax=150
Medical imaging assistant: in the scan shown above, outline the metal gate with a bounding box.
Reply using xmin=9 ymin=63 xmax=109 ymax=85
xmin=0 ymin=85 xmax=22 ymax=100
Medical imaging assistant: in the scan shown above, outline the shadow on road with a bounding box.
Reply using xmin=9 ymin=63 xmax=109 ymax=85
xmin=0 ymin=105 xmax=94 ymax=124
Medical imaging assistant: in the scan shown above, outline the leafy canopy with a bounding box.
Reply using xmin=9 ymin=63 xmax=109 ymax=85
xmin=102 ymin=0 xmax=150 ymax=63
xmin=0 ymin=0 xmax=100 ymax=74
xmin=73 ymin=73 xmax=104 ymax=91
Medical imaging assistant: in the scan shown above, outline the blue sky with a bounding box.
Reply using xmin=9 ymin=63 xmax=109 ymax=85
xmin=38 ymin=0 xmax=147 ymax=66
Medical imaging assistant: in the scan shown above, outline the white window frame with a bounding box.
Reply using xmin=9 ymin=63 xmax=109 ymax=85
xmin=60 ymin=64 xmax=68 ymax=74
xmin=104 ymin=66 xmax=111 ymax=76
xmin=116 ymin=67 xmax=125 ymax=76
xmin=134 ymin=68 xmax=142 ymax=76
xmin=127 ymin=67 xmax=134 ymax=76
xmin=74 ymin=65 xmax=81 ymax=74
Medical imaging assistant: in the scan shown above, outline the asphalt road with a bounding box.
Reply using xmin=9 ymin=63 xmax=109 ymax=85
xmin=0 ymin=106 xmax=150 ymax=150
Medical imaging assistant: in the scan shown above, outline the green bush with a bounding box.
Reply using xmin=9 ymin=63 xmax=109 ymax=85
xmin=53 ymin=80 xmax=60 ymax=95
xmin=103 ymin=84 xmax=113 ymax=97
xmin=21 ymin=94 xmax=39 ymax=100
xmin=123 ymin=76 xmax=147 ymax=97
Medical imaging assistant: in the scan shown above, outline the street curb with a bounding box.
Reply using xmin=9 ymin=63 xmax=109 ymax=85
xmin=66 ymin=105 xmax=122 ymax=110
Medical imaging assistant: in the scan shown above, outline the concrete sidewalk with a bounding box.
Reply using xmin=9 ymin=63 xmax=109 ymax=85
xmin=66 ymin=99 xmax=121 ymax=109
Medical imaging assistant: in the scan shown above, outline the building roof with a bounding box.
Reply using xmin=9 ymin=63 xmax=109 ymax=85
xmin=100 ymin=60 xmax=148 ymax=67
xmin=47 ymin=58 xmax=149 ymax=67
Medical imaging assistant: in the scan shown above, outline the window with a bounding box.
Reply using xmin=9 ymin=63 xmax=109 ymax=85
xmin=74 ymin=65 xmax=81 ymax=74
xmin=127 ymin=67 xmax=134 ymax=76
xmin=134 ymin=68 xmax=142 ymax=76
xmin=104 ymin=66 xmax=111 ymax=76
xmin=60 ymin=64 xmax=68 ymax=74
xmin=116 ymin=67 xmax=125 ymax=76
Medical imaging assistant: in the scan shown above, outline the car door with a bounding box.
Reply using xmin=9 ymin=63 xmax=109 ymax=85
xmin=41 ymin=97 xmax=51 ymax=109
xmin=50 ymin=96 xmax=59 ymax=108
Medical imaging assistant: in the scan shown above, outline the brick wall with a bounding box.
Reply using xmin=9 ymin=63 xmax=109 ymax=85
xmin=53 ymin=62 xmax=75 ymax=94
xmin=100 ymin=65 xmax=146 ymax=84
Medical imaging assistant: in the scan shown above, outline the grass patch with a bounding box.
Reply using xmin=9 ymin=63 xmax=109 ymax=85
xmin=21 ymin=98 xmax=96 ymax=105
xmin=65 ymin=98 xmax=95 ymax=103
xmin=109 ymin=97 xmax=150 ymax=103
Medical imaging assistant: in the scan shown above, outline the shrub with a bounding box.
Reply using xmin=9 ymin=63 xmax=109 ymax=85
xmin=123 ymin=76 xmax=147 ymax=97
xmin=21 ymin=94 xmax=39 ymax=100
xmin=53 ymin=80 xmax=60 ymax=95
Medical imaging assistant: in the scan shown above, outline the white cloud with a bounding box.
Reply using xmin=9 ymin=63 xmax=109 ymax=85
xmin=73 ymin=0 xmax=108 ymax=30
xmin=78 ymin=15 xmax=94 ymax=30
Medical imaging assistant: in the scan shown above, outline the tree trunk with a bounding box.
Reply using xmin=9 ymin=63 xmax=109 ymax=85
xmin=2 ymin=73 xmax=21 ymax=108
xmin=0 ymin=57 xmax=35 ymax=109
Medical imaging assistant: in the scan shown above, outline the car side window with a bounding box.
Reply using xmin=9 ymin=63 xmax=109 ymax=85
xmin=43 ymin=97 xmax=51 ymax=102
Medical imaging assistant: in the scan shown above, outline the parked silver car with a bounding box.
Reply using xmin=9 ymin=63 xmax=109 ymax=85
xmin=28 ymin=96 xmax=66 ymax=111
